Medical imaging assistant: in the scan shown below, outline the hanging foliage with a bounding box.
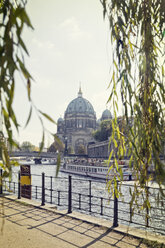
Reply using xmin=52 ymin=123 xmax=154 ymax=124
xmin=0 ymin=0 xmax=56 ymax=180
xmin=101 ymin=0 xmax=165 ymax=213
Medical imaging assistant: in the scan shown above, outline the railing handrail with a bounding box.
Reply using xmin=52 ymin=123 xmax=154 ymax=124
xmin=1 ymin=168 xmax=165 ymax=236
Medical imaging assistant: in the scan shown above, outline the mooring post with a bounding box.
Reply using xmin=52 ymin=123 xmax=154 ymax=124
xmin=68 ymin=175 xmax=72 ymax=213
xmin=41 ymin=172 xmax=45 ymax=206
xmin=113 ymin=181 xmax=118 ymax=227
xmin=18 ymin=171 xmax=21 ymax=199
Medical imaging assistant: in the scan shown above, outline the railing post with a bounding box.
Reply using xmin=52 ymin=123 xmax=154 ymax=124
xmin=18 ymin=171 xmax=21 ymax=199
xmin=129 ymin=174 xmax=132 ymax=181
xmin=89 ymin=180 xmax=92 ymax=212
xmin=35 ymin=186 xmax=38 ymax=199
xmin=113 ymin=181 xmax=118 ymax=227
xmin=9 ymin=181 xmax=11 ymax=192
xmin=146 ymin=206 xmax=149 ymax=227
xmin=58 ymin=191 xmax=60 ymax=206
xmin=68 ymin=175 xmax=72 ymax=214
xmin=146 ymin=186 xmax=149 ymax=227
xmin=130 ymin=204 xmax=133 ymax=223
xmin=79 ymin=194 xmax=81 ymax=210
xmin=50 ymin=176 xmax=53 ymax=204
xmin=13 ymin=182 xmax=15 ymax=193
xmin=101 ymin=197 xmax=103 ymax=215
xmin=0 ymin=169 xmax=2 ymax=195
xmin=41 ymin=172 xmax=45 ymax=206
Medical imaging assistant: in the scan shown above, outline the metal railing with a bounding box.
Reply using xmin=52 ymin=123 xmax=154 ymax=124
xmin=0 ymin=169 xmax=165 ymax=235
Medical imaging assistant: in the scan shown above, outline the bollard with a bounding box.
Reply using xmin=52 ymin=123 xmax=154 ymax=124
xmin=0 ymin=169 xmax=2 ymax=195
xmin=41 ymin=173 xmax=45 ymax=206
xmin=68 ymin=175 xmax=72 ymax=213
xmin=18 ymin=171 xmax=21 ymax=199
xmin=113 ymin=181 xmax=118 ymax=227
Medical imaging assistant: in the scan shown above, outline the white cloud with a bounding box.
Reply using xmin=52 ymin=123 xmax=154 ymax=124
xmin=60 ymin=17 xmax=91 ymax=41
xmin=90 ymin=90 xmax=110 ymax=118
xmin=32 ymin=38 xmax=55 ymax=50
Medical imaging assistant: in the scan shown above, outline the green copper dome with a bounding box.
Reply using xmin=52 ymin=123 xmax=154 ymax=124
xmin=101 ymin=109 xmax=112 ymax=120
xmin=65 ymin=88 xmax=95 ymax=115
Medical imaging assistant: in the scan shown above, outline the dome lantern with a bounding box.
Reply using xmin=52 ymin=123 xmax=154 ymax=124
xmin=78 ymin=86 xmax=82 ymax=98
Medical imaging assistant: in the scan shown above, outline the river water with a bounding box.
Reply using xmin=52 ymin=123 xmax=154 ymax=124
xmin=6 ymin=164 xmax=165 ymax=235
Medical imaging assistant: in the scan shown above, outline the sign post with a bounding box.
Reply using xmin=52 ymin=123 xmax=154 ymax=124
xmin=20 ymin=165 xmax=31 ymax=199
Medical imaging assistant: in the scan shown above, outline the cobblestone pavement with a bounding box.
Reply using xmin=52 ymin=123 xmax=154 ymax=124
xmin=0 ymin=197 xmax=163 ymax=248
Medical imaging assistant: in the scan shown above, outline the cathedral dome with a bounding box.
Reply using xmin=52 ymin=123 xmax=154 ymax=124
xmin=57 ymin=117 xmax=64 ymax=123
xmin=65 ymin=88 xmax=95 ymax=116
xmin=101 ymin=109 xmax=112 ymax=120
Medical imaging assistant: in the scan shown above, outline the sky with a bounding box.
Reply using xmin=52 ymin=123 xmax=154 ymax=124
xmin=13 ymin=0 xmax=114 ymax=147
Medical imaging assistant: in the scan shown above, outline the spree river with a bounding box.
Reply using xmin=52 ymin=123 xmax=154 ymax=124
xmin=6 ymin=164 xmax=165 ymax=235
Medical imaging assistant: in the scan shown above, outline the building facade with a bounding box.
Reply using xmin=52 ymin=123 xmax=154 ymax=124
xmin=87 ymin=140 xmax=111 ymax=158
xmin=56 ymin=87 xmax=113 ymax=155
xmin=57 ymin=88 xmax=97 ymax=154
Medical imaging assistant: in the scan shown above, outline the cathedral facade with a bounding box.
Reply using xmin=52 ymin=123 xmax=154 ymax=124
xmin=56 ymin=88 xmax=112 ymax=155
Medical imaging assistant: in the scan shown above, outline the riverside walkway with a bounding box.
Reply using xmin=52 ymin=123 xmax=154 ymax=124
xmin=0 ymin=196 xmax=165 ymax=248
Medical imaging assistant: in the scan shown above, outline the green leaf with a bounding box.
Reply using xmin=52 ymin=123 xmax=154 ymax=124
xmin=55 ymin=153 xmax=61 ymax=177
xmin=39 ymin=111 xmax=56 ymax=124
xmin=39 ymin=131 xmax=45 ymax=153
xmin=17 ymin=56 xmax=32 ymax=79
xmin=27 ymin=78 xmax=31 ymax=100
xmin=19 ymin=37 xmax=29 ymax=55
xmin=162 ymin=29 xmax=165 ymax=38
xmin=24 ymin=105 xmax=32 ymax=128
xmin=18 ymin=8 xmax=34 ymax=29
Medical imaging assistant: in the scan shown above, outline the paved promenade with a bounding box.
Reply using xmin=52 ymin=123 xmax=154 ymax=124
xmin=0 ymin=196 xmax=164 ymax=248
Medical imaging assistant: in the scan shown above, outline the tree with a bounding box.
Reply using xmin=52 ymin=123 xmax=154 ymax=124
xmin=0 ymin=0 xmax=56 ymax=181
xmin=21 ymin=141 xmax=35 ymax=152
xmin=93 ymin=119 xmax=112 ymax=141
xmin=68 ymin=146 xmax=74 ymax=154
xmin=48 ymin=141 xmax=64 ymax=153
xmin=101 ymin=0 xmax=165 ymax=215
xmin=77 ymin=144 xmax=86 ymax=155
xmin=48 ymin=135 xmax=64 ymax=153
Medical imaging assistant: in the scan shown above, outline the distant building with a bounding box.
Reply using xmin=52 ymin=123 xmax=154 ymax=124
xmin=87 ymin=139 xmax=111 ymax=158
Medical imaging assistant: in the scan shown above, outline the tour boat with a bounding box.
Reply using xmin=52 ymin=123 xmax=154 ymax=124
xmin=60 ymin=159 xmax=133 ymax=180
